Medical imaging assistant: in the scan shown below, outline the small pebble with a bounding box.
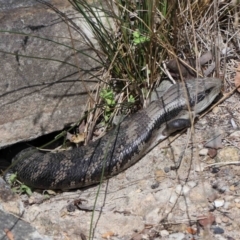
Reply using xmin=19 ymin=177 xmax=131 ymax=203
xmin=151 ymin=182 xmax=159 ymax=189
xmin=168 ymin=232 xmax=185 ymax=240
xmin=184 ymin=233 xmax=195 ymax=240
xmin=230 ymin=131 xmax=240 ymax=137
xmin=221 ymin=47 xmax=232 ymax=55
xmin=214 ymin=199 xmax=225 ymax=208
xmin=160 ymin=230 xmax=169 ymax=237
xmin=211 ymin=167 xmax=220 ymax=174
xmin=227 ymin=225 xmax=233 ymax=231
xmin=187 ymin=181 xmax=197 ymax=188
xmin=208 ymin=148 xmax=218 ymax=158
xmin=182 ymin=186 xmax=190 ymax=195
xmin=205 ymin=131 xmax=223 ymax=149
xmin=215 ymin=216 xmax=222 ymax=224
xmin=169 ymin=193 xmax=178 ymax=204
xmin=212 ymin=226 xmax=224 ymax=234
xmin=212 ymin=106 xmax=220 ymax=114
xmin=66 ymin=203 xmax=76 ymax=212
xmin=221 ymin=216 xmax=229 ymax=223
xmin=199 ymin=148 xmax=208 ymax=156
xmin=230 ymin=118 xmax=238 ymax=129
xmin=218 ymin=185 xmax=228 ymax=193
xmin=235 ymin=202 xmax=240 ymax=208
xmin=175 ymin=185 xmax=183 ymax=194
xmin=175 ymin=185 xmax=190 ymax=195
xmin=223 ymin=201 xmax=230 ymax=209
xmin=164 ymin=167 xmax=170 ymax=173
xmin=208 ymin=192 xmax=218 ymax=202
xmin=195 ymin=163 xmax=205 ymax=172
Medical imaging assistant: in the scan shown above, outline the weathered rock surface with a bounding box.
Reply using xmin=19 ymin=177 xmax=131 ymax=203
xmin=0 ymin=177 xmax=51 ymax=240
xmin=0 ymin=0 xmax=99 ymax=148
xmin=0 ymin=209 xmax=52 ymax=240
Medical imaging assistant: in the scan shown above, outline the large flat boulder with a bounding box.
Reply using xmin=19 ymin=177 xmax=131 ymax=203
xmin=0 ymin=0 xmax=100 ymax=148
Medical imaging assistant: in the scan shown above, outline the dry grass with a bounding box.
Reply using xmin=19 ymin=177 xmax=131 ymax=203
xmin=68 ymin=0 xmax=240 ymax=144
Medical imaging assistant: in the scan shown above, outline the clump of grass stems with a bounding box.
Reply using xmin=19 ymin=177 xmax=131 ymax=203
xmin=69 ymin=0 xmax=235 ymax=138
xmin=68 ymin=0 xmax=181 ymax=142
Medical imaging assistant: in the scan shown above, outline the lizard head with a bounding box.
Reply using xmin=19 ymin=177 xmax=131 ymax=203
xmin=186 ymin=77 xmax=222 ymax=113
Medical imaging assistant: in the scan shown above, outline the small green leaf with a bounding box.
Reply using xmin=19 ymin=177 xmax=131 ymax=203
xmin=104 ymin=115 xmax=109 ymax=122
xmin=11 ymin=187 xmax=18 ymax=193
xmin=9 ymin=173 xmax=17 ymax=183
xmin=133 ymin=31 xmax=140 ymax=38
xmin=133 ymin=30 xmax=149 ymax=45
xmin=25 ymin=188 xmax=33 ymax=196
xmin=20 ymin=184 xmax=32 ymax=196
xmin=128 ymin=95 xmax=135 ymax=103
xmin=106 ymin=98 xmax=114 ymax=105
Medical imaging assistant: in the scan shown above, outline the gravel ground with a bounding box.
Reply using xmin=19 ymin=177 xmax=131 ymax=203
xmin=1 ymin=92 xmax=240 ymax=240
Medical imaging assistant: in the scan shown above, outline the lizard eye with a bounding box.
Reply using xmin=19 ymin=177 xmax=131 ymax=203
xmin=196 ymin=87 xmax=213 ymax=104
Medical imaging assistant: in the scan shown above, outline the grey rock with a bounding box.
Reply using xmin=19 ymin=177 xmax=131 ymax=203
xmin=0 ymin=176 xmax=51 ymax=239
xmin=0 ymin=209 xmax=52 ymax=240
xmin=0 ymin=0 xmax=99 ymax=148
xmin=168 ymin=232 xmax=185 ymax=240
xmin=214 ymin=199 xmax=225 ymax=208
xmin=199 ymin=148 xmax=208 ymax=156
xmin=212 ymin=226 xmax=224 ymax=234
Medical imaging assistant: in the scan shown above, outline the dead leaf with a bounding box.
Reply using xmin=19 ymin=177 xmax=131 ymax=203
xmin=208 ymin=148 xmax=218 ymax=158
xmin=101 ymin=231 xmax=115 ymax=238
xmin=154 ymin=169 xmax=166 ymax=182
xmin=198 ymin=213 xmax=215 ymax=228
xmin=78 ymin=120 xmax=86 ymax=134
xmin=234 ymin=63 xmax=240 ymax=92
xmin=144 ymin=224 xmax=154 ymax=229
xmin=67 ymin=132 xmax=85 ymax=144
xmin=186 ymin=226 xmax=197 ymax=235
xmin=80 ymin=233 xmax=87 ymax=240
xmin=42 ymin=189 xmax=57 ymax=196
xmin=4 ymin=229 xmax=14 ymax=240
xmin=66 ymin=121 xmax=86 ymax=144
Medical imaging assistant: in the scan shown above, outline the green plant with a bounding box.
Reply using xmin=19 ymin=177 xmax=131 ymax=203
xmin=100 ymin=88 xmax=116 ymax=122
xmin=69 ymin=0 xmax=175 ymax=104
xmin=9 ymin=173 xmax=33 ymax=196
xmin=128 ymin=95 xmax=135 ymax=104
xmin=132 ymin=30 xmax=150 ymax=45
